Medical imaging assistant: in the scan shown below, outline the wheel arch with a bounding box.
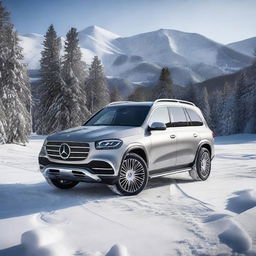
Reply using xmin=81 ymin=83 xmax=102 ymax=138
xmin=122 ymin=145 xmax=148 ymax=167
xmin=193 ymin=141 xmax=212 ymax=165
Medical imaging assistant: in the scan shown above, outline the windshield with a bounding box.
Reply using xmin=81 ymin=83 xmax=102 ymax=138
xmin=84 ymin=105 xmax=151 ymax=127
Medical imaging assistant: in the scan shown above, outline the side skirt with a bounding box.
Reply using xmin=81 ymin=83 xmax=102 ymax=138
xmin=149 ymin=164 xmax=193 ymax=179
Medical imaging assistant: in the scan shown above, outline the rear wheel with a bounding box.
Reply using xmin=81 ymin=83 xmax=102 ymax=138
xmin=46 ymin=178 xmax=79 ymax=189
xmin=189 ymin=147 xmax=211 ymax=181
xmin=109 ymin=153 xmax=148 ymax=196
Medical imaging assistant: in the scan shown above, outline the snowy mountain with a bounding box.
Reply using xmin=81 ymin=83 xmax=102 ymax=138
xmin=227 ymin=37 xmax=256 ymax=57
xmin=19 ymin=25 xmax=253 ymax=86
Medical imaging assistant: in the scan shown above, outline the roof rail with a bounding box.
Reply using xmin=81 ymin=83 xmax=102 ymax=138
xmin=154 ymin=99 xmax=195 ymax=106
xmin=108 ymin=101 xmax=134 ymax=106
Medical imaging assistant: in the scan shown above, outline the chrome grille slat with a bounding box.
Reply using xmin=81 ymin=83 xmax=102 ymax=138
xmin=70 ymin=152 xmax=89 ymax=154
xmin=48 ymin=153 xmax=60 ymax=157
xmin=46 ymin=141 xmax=90 ymax=161
xmin=70 ymin=146 xmax=90 ymax=149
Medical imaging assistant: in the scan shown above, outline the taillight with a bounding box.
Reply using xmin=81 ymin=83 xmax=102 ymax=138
xmin=211 ymin=131 xmax=215 ymax=137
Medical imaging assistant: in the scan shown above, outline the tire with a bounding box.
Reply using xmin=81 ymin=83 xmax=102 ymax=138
xmin=46 ymin=178 xmax=79 ymax=189
xmin=109 ymin=153 xmax=148 ymax=196
xmin=189 ymin=147 xmax=211 ymax=181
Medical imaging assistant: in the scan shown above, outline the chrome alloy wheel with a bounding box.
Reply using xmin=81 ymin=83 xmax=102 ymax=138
xmin=119 ymin=158 xmax=145 ymax=193
xmin=199 ymin=151 xmax=211 ymax=178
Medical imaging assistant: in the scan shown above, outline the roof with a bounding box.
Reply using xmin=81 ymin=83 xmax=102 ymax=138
xmin=107 ymin=99 xmax=195 ymax=107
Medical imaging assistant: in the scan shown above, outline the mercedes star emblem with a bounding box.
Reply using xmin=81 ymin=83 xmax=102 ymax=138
xmin=59 ymin=143 xmax=71 ymax=160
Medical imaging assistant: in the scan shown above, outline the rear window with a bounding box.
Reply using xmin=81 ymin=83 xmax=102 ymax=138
xmin=186 ymin=108 xmax=203 ymax=126
xmin=169 ymin=107 xmax=189 ymax=127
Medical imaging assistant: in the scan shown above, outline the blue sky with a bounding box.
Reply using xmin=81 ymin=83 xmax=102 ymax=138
xmin=4 ymin=0 xmax=256 ymax=44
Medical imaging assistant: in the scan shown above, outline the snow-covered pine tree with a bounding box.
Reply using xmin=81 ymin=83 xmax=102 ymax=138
xmin=234 ymin=72 xmax=247 ymax=133
xmin=36 ymin=25 xmax=65 ymax=135
xmin=61 ymin=27 xmax=90 ymax=128
xmin=154 ymin=67 xmax=173 ymax=99
xmin=86 ymin=56 xmax=110 ymax=113
xmin=195 ymin=87 xmax=212 ymax=128
xmin=0 ymin=99 xmax=6 ymax=143
xmin=221 ymin=82 xmax=236 ymax=135
xmin=0 ymin=2 xmax=31 ymax=144
xmin=243 ymin=62 xmax=256 ymax=133
xmin=210 ymin=90 xmax=224 ymax=135
xmin=0 ymin=1 xmax=9 ymax=143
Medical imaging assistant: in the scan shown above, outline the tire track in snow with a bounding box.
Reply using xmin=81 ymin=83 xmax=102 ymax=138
xmin=79 ymin=199 xmax=131 ymax=230
xmin=110 ymin=180 xmax=221 ymax=255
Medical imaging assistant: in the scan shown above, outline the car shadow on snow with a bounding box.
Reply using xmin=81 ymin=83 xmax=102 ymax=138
xmin=0 ymin=175 xmax=195 ymax=219
xmin=0 ymin=182 xmax=115 ymax=219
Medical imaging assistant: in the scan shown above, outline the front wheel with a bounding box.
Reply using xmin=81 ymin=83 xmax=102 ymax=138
xmin=46 ymin=178 xmax=79 ymax=189
xmin=189 ymin=147 xmax=211 ymax=181
xmin=109 ymin=153 xmax=148 ymax=196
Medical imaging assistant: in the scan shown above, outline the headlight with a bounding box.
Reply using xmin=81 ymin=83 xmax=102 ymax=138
xmin=95 ymin=139 xmax=123 ymax=150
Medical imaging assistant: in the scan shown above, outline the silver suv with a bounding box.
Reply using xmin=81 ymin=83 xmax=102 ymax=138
xmin=39 ymin=99 xmax=214 ymax=195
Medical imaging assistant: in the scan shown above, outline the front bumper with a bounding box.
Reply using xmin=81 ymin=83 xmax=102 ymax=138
xmin=39 ymin=157 xmax=118 ymax=184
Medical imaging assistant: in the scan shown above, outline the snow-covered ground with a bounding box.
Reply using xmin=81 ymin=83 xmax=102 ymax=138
xmin=0 ymin=134 xmax=256 ymax=256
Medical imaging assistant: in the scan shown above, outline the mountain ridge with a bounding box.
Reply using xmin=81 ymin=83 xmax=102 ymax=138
xmin=19 ymin=25 xmax=253 ymax=86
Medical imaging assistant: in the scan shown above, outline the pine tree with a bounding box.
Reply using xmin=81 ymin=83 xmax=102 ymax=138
xmin=86 ymin=56 xmax=110 ymax=113
xmin=0 ymin=1 xmax=9 ymax=143
xmin=36 ymin=25 xmax=65 ymax=135
xmin=154 ymin=67 xmax=173 ymax=99
xmin=195 ymin=87 xmax=212 ymax=128
xmin=60 ymin=27 xmax=90 ymax=128
xmin=243 ymin=63 xmax=256 ymax=132
xmin=234 ymin=72 xmax=247 ymax=133
xmin=0 ymin=2 xmax=31 ymax=143
xmin=221 ymin=82 xmax=236 ymax=135
xmin=184 ymin=84 xmax=196 ymax=104
xmin=210 ymin=90 xmax=224 ymax=135
xmin=110 ymin=85 xmax=122 ymax=102
xmin=0 ymin=99 xmax=6 ymax=143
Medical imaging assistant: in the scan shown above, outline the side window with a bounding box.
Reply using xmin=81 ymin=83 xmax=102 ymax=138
xmin=149 ymin=107 xmax=171 ymax=127
xmin=169 ymin=107 xmax=189 ymax=127
xmin=186 ymin=108 xmax=203 ymax=126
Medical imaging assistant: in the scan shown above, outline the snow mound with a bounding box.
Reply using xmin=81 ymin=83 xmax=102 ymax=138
xmin=20 ymin=227 xmax=72 ymax=256
xmin=21 ymin=227 xmax=61 ymax=249
xmin=219 ymin=220 xmax=252 ymax=253
xmin=226 ymin=190 xmax=256 ymax=214
xmin=105 ymin=244 xmax=129 ymax=256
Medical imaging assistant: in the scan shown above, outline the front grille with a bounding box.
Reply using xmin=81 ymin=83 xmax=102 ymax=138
xmin=46 ymin=141 xmax=90 ymax=161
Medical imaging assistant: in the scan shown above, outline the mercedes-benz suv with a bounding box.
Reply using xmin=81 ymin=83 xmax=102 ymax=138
xmin=39 ymin=99 xmax=214 ymax=195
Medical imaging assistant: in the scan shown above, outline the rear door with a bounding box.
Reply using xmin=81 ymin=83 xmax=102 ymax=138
xmin=168 ymin=106 xmax=200 ymax=166
xmin=148 ymin=107 xmax=177 ymax=171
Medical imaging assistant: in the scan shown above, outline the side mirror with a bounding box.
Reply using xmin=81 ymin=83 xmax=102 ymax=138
xmin=148 ymin=122 xmax=166 ymax=131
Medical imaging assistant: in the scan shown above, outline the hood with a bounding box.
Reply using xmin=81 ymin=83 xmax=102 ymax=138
xmin=47 ymin=126 xmax=143 ymax=142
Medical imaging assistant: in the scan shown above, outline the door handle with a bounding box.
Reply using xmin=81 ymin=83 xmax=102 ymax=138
xmin=170 ymin=134 xmax=176 ymax=139
xmin=193 ymin=133 xmax=198 ymax=137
